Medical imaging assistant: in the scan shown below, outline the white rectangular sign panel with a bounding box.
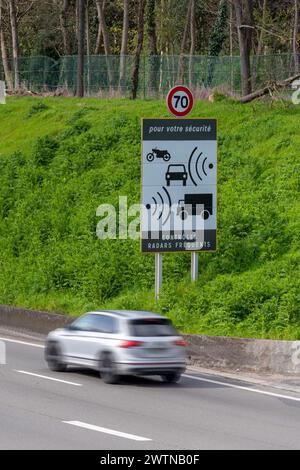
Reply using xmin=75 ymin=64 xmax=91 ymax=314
xmin=141 ymin=118 xmax=217 ymax=252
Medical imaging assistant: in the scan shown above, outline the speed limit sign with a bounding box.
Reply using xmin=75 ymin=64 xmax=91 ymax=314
xmin=167 ymin=85 xmax=194 ymax=117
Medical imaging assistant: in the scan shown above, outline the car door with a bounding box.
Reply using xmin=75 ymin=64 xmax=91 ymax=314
xmin=79 ymin=314 xmax=119 ymax=362
xmin=61 ymin=314 xmax=98 ymax=363
xmin=62 ymin=313 xmax=117 ymax=365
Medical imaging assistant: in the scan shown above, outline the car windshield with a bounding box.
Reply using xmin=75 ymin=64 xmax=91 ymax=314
xmin=169 ymin=165 xmax=185 ymax=172
xmin=129 ymin=318 xmax=177 ymax=337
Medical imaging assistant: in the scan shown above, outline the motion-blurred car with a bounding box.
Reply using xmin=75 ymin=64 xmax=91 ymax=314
xmin=45 ymin=310 xmax=186 ymax=384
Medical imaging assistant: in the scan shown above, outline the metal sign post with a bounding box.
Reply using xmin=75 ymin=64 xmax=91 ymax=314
xmin=0 ymin=81 xmax=6 ymax=105
xmin=155 ymin=253 xmax=163 ymax=300
xmin=191 ymin=252 xmax=198 ymax=282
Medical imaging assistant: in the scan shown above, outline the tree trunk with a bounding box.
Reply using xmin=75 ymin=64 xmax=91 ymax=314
xmin=239 ymin=72 xmax=300 ymax=103
xmin=256 ymin=0 xmax=267 ymax=57
xmin=178 ymin=0 xmax=192 ymax=84
xmin=95 ymin=0 xmax=109 ymax=55
xmin=131 ymin=0 xmax=145 ymax=99
xmin=189 ymin=0 xmax=196 ymax=88
xmin=60 ymin=0 xmax=71 ymax=55
xmin=146 ymin=0 xmax=158 ymax=96
xmin=76 ymin=0 xmax=85 ymax=97
xmin=233 ymin=0 xmax=253 ymax=96
xmin=9 ymin=0 xmax=20 ymax=90
xmin=293 ymin=0 xmax=299 ymax=73
xmin=229 ymin=0 xmax=234 ymax=91
xmin=119 ymin=0 xmax=129 ymax=95
xmin=0 ymin=0 xmax=13 ymax=91
xmin=94 ymin=0 xmax=106 ymax=54
xmin=86 ymin=0 xmax=90 ymax=95
xmin=95 ymin=0 xmax=113 ymax=89
xmin=252 ymin=0 xmax=267 ymax=87
xmin=206 ymin=0 xmax=228 ymax=87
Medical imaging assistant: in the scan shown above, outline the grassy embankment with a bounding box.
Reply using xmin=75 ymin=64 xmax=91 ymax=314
xmin=0 ymin=96 xmax=299 ymax=339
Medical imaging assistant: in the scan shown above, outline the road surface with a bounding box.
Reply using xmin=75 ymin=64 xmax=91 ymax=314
xmin=0 ymin=332 xmax=300 ymax=450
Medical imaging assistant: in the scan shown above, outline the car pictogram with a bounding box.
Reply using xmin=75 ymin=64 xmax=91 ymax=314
xmin=165 ymin=164 xmax=188 ymax=186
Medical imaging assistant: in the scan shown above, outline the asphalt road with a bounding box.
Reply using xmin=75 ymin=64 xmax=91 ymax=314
xmin=1 ymin=332 xmax=300 ymax=450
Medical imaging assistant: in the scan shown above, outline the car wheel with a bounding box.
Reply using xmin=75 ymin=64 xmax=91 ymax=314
xmin=161 ymin=372 xmax=181 ymax=383
xmin=100 ymin=353 xmax=119 ymax=384
xmin=45 ymin=342 xmax=66 ymax=372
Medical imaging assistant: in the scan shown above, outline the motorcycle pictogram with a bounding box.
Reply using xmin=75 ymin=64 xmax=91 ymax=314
xmin=146 ymin=148 xmax=171 ymax=162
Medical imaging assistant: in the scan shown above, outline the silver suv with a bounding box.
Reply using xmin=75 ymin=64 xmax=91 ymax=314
xmin=45 ymin=310 xmax=186 ymax=384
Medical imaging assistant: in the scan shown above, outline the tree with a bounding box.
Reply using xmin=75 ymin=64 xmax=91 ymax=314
xmin=178 ymin=0 xmax=192 ymax=84
xmin=233 ymin=0 xmax=254 ymax=96
xmin=293 ymin=0 xmax=299 ymax=73
xmin=0 ymin=0 xmax=13 ymax=90
xmin=206 ymin=0 xmax=228 ymax=87
xmin=76 ymin=0 xmax=85 ymax=97
xmin=94 ymin=0 xmax=105 ymax=54
xmin=59 ymin=0 xmax=71 ymax=56
xmin=119 ymin=0 xmax=129 ymax=95
xmin=146 ymin=0 xmax=158 ymax=96
xmin=208 ymin=0 xmax=228 ymax=57
xmin=95 ymin=0 xmax=113 ymax=89
xmin=189 ymin=0 xmax=196 ymax=88
xmin=131 ymin=0 xmax=145 ymax=99
xmin=95 ymin=0 xmax=110 ymax=55
xmin=9 ymin=0 xmax=20 ymax=90
xmin=252 ymin=0 xmax=267 ymax=88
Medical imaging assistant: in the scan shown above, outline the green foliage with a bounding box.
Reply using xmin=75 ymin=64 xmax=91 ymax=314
xmin=32 ymin=135 xmax=59 ymax=166
xmin=207 ymin=0 xmax=228 ymax=86
xmin=25 ymin=101 xmax=49 ymax=119
xmin=208 ymin=0 xmax=228 ymax=57
xmin=145 ymin=0 xmax=156 ymax=48
xmin=0 ymin=97 xmax=300 ymax=339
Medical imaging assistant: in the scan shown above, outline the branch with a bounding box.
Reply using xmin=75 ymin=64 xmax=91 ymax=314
xmin=17 ymin=1 xmax=34 ymax=23
xmin=239 ymin=23 xmax=291 ymax=41
xmin=240 ymin=73 xmax=300 ymax=103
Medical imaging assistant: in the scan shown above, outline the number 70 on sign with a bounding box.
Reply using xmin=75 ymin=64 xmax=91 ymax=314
xmin=166 ymin=85 xmax=194 ymax=117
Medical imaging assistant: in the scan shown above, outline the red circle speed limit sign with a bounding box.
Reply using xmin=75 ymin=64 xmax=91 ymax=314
xmin=167 ymin=85 xmax=194 ymax=117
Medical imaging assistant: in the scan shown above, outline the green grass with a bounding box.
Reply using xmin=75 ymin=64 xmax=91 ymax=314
xmin=0 ymin=96 xmax=300 ymax=339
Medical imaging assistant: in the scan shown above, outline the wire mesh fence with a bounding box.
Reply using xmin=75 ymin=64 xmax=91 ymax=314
xmin=0 ymin=53 xmax=298 ymax=98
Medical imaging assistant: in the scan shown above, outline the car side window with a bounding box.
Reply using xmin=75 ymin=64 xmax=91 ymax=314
xmin=94 ymin=315 xmax=117 ymax=334
xmin=71 ymin=314 xmax=96 ymax=332
xmin=71 ymin=314 xmax=118 ymax=333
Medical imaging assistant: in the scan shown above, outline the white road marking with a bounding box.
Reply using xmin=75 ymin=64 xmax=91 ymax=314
xmin=0 ymin=337 xmax=44 ymax=348
xmin=15 ymin=370 xmax=82 ymax=387
xmin=183 ymin=374 xmax=300 ymax=403
xmin=63 ymin=420 xmax=152 ymax=441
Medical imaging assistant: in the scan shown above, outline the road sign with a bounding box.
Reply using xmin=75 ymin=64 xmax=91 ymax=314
xmin=166 ymin=86 xmax=194 ymax=117
xmin=141 ymin=118 xmax=217 ymax=253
